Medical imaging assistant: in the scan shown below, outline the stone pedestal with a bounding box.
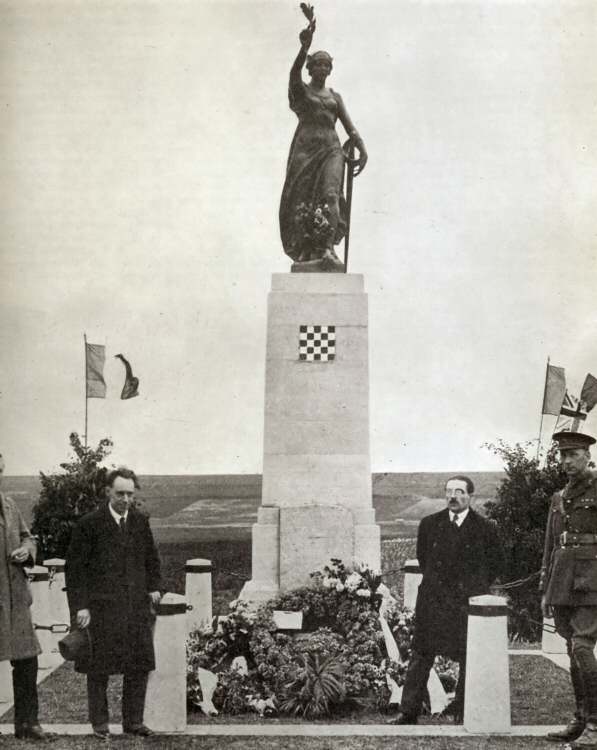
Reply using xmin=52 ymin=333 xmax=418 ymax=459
xmin=240 ymin=273 xmax=380 ymax=601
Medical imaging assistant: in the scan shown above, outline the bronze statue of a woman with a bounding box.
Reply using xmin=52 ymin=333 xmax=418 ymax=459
xmin=279 ymin=5 xmax=368 ymax=271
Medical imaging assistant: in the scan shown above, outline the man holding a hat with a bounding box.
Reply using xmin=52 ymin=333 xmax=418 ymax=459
xmin=65 ymin=467 xmax=162 ymax=740
xmin=541 ymin=430 xmax=597 ymax=747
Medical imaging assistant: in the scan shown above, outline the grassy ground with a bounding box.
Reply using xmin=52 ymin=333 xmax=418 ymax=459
xmin=0 ymin=736 xmax=570 ymax=750
xmin=0 ymin=655 xmax=572 ymax=728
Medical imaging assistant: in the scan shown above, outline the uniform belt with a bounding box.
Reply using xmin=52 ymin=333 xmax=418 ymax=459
xmin=560 ymin=532 xmax=597 ymax=546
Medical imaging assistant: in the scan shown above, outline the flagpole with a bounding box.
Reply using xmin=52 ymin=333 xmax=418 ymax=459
xmin=537 ymin=356 xmax=550 ymax=459
xmin=84 ymin=333 xmax=88 ymax=448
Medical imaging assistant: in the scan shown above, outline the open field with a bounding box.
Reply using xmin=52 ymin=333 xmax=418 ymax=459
xmin=4 ymin=471 xmax=505 ymax=540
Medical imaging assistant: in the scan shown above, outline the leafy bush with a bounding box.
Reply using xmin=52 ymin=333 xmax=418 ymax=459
xmin=484 ymin=440 xmax=566 ymax=641
xmin=31 ymin=432 xmax=113 ymax=558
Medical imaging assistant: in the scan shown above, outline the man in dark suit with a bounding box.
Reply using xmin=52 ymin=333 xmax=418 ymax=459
xmin=65 ymin=467 xmax=162 ymax=740
xmin=389 ymin=475 xmax=503 ymax=724
xmin=541 ymin=431 xmax=597 ymax=748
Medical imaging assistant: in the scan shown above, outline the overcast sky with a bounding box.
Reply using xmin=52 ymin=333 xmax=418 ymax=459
xmin=1 ymin=0 xmax=596 ymax=476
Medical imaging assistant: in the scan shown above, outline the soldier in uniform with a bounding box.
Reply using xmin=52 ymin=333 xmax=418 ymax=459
xmin=541 ymin=431 xmax=597 ymax=747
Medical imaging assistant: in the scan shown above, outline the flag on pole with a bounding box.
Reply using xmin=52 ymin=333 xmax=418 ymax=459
xmin=115 ymin=354 xmax=139 ymax=400
xmin=558 ymin=391 xmax=587 ymax=432
xmin=580 ymin=373 xmax=597 ymax=414
xmin=542 ymin=364 xmax=566 ymax=415
xmin=85 ymin=343 xmax=106 ymax=398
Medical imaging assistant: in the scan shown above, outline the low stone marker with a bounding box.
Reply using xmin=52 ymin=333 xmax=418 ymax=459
xmin=145 ymin=593 xmax=188 ymax=732
xmin=185 ymin=559 xmax=212 ymax=633
xmin=464 ymin=594 xmax=510 ymax=733
xmin=43 ymin=558 xmax=70 ymax=626
xmin=541 ymin=616 xmax=567 ymax=655
xmin=402 ymin=559 xmax=421 ymax=610
xmin=29 ymin=565 xmax=57 ymax=669
xmin=0 ymin=661 xmax=11 ymax=704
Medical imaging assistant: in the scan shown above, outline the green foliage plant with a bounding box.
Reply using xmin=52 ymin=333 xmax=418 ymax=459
xmin=279 ymin=652 xmax=346 ymax=718
xmin=31 ymin=432 xmax=113 ymax=558
xmin=484 ymin=440 xmax=566 ymax=642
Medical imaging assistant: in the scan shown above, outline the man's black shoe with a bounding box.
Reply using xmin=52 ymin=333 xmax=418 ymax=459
xmin=123 ymin=725 xmax=154 ymax=737
xmin=386 ymin=711 xmax=418 ymax=725
xmin=15 ymin=724 xmax=52 ymax=741
xmin=91 ymin=727 xmax=110 ymax=741
xmin=439 ymin=702 xmax=464 ymax=723
xmin=546 ymin=717 xmax=586 ymax=742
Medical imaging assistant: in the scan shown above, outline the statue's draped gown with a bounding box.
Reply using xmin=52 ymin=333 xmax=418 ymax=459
xmin=279 ymin=72 xmax=347 ymax=261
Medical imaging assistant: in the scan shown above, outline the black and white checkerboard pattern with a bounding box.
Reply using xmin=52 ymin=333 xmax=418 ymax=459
xmin=298 ymin=325 xmax=335 ymax=362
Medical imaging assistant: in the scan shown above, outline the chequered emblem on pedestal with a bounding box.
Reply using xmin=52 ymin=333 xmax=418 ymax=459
xmin=298 ymin=325 xmax=335 ymax=362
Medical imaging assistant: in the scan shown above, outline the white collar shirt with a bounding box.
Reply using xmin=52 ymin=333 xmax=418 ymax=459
xmin=108 ymin=504 xmax=128 ymax=527
xmin=450 ymin=508 xmax=469 ymax=527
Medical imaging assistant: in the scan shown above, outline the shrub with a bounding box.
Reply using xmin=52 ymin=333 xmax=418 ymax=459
xmin=484 ymin=440 xmax=566 ymax=641
xmin=31 ymin=432 xmax=113 ymax=558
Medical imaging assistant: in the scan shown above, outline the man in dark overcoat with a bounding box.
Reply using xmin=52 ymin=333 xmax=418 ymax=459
xmin=65 ymin=467 xmax=162 ymax=739
xmin=0 ymin=453 xmax=49 ymax=741
xmin=389 ymin=474 xmax=503 ymax=724
xmin=541 ymin=431 xmax=597 ymax=748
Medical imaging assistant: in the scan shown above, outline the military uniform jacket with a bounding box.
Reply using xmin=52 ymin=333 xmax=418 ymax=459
xmin=541 ymin=471 xmax=597 ymax=606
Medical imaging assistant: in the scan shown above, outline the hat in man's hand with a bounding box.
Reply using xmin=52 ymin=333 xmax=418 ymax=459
xmin=553 ymin=431 xmax=596 ymax=451
xmin=58 ymin=628 xmax=92 ymax=663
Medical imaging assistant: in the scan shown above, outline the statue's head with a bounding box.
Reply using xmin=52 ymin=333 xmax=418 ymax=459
xmin=306 ymin=50 xmax=333 ymax=77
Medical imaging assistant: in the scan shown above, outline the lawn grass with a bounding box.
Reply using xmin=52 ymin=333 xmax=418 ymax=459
xmin=0 ymin=655 xmax=572 ymax=728
xmin=0 ymin=733 xmax=570 ymax=749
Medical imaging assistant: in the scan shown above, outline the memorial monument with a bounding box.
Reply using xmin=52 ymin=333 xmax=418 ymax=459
xmin=241 ymin=4 xmax=379 ymax=602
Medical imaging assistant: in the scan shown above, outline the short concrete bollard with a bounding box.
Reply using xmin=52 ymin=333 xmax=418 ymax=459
xmin=43 ymin=558 xmax=70 ymax=626
xmin=185 ymin=559 xmax=213 ymax=633
xmin=402 ymin=559 xmax=422 ymax=610
xmin=145 ymin=593 xmax=189 ymax=732
xmin=29 ymin=565 xmax=57 ymax=669
xmin=542 ymin=617 xmax=567 ymax=654
xmin=0 ymin=661 xmax=12 ymax=704
xmin=464 ymin=594 xmax=511 ymax=733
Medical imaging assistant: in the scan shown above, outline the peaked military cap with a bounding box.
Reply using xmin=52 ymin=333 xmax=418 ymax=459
xmin=552 ymin=431 xmax=596 ymax=450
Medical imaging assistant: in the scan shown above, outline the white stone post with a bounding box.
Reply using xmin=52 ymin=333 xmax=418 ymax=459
xmin=402 ymin=559 xmax=422 ymax=610
xmin=145 ymin=593 xmax=188 ymax=733
xmin=43 ymin=558 xmax=70 ymax=627
xmin=542 ymin=617 xmax=567 ymax=654
xmin=0 ymin=661 xmax=12 ymax=704
xmin=185 ymin=559 xmax=213 ymax=634
xmin=29 ymin=565 xmax=56 ymax=669
xmin=464 ymin=595 xmax=511 ymax=733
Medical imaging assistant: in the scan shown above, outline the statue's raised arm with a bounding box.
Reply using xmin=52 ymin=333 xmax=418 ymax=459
xmin=279 ymin=3 xmax=368 ymax=272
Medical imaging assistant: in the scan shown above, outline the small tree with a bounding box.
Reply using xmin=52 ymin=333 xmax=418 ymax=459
xmin=484 ymin=440 xmax=566 ymax=642
xmin=31 ymin=432 xmax=113 ymax=559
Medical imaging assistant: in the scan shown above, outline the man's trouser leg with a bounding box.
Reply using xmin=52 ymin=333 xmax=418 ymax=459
xmin=11 ymin=657 xmax=38 ymax=728
xmin=554 ymin=607 xmax=587 ymax=721
xmin=400 ymin=651 xmax=435 ymax=719
xmin=87 ymin=673 xmax=110 ymax=730
xmin=568 ymin=607 xmax=597 ymax=724
xmin=453 ymin=650 xmax=466 ymax=713
xmin=122 ymin=671 xmax=149 ymax=730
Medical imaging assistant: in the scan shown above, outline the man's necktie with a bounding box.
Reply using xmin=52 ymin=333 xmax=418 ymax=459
xmin=119 ymin=517 xmax=126 ymax=534
xmin=451 ymin=513 xmax=459 ymax=529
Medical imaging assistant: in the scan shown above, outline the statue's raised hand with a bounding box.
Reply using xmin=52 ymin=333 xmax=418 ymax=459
xmin=299 ymin=19 xmax=316 ymax=50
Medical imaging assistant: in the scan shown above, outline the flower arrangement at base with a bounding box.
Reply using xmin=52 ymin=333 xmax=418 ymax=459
xmin=186 ymin=559 xmax=457 ymax=718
